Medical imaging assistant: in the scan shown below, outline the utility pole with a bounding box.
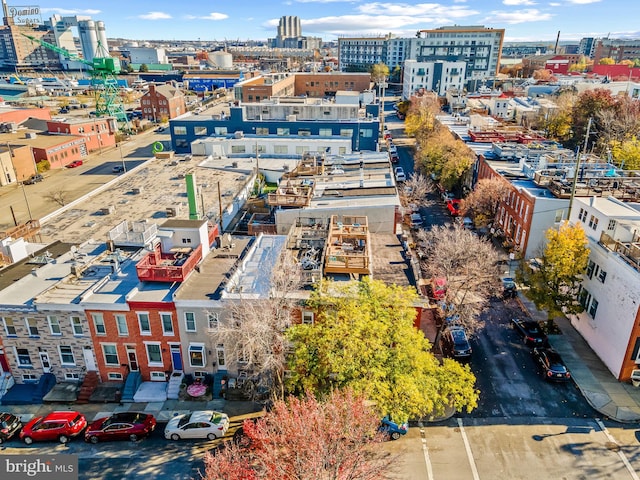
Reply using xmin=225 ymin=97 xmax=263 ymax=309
xmin=7 ymin=143 xmax=33 ymax=222
xmin=567 ymin=116 xmax=592 ymax=220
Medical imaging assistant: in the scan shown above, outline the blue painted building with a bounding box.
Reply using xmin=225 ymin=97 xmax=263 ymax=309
xmin=169 ymin=103 xmax=381 ymax=154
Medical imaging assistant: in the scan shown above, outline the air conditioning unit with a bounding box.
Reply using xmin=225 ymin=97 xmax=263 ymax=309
xmin=100 ymin=206 xmax=115 ymax=215
xmin=166 ymin=207 xmax=177 ymax=217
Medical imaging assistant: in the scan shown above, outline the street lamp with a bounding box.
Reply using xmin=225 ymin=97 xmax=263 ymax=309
xmin=118 ymin=142 xmax=127 ymax=173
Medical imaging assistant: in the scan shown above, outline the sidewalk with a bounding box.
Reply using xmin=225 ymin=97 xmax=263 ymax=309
xmin=517 ymin=293 xmax=640 ymax=423
xmin=0 ymin=398 xmax=263 ymax=425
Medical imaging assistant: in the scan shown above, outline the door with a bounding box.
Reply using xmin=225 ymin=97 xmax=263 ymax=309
xmin=126 ymin=346 xmax=139 ymax=372
xmin=0 ymin=348 xmax=9 ymax=372
xmin=39 ymin=352 xmax=51 ymax=373
xmin=216 ymin=344 xmax=226 ymax=372
xmin=82 ymin=346 xmax=97 ymax=371
xmin=170 ymin=345 xmax=182 ymax=371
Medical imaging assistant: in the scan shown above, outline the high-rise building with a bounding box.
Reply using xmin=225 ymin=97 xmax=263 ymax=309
xmin=339 ymin=26 xmax=505 ymax=82
xmin=278 ymin=16 xmax=301 ymax=40
xmin=271 ymin=15 xmax=321 ymax=50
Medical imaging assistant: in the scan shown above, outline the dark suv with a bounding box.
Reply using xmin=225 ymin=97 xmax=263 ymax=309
xmin=0 ymin=412 xmax=22 ymax=443
xmin=23 ymin=174 xmax=43 ymax=185
xmin=442 ymin=325 xmax=473 ymax=360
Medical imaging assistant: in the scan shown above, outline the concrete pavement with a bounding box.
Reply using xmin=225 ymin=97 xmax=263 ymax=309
xmin=517 ymin=292 xmax=640 ymax=423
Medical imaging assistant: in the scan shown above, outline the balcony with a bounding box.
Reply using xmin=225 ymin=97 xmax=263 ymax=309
xmin=267 ymin=180 xmax=314 ymax=208
xmin=324 ymin=215 xmax=371 ymax=276
xmin=599 ymin=231 xmax=640 ymax=273
xmin=136 ymin=243 xmax=203 ymax=282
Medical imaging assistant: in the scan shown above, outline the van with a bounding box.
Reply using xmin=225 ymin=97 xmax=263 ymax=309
xmin=409 ymin=213 xmax=423 ymax=229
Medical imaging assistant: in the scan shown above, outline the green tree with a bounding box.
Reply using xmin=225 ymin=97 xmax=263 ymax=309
xmin=139 ymin=63 xmax=149 ymax=72
xmin=599 ymin=57 xmax=615 ymax=65
xmin=520 ymin=222 xmax=590 ymax=328
xmin=370 ymin=63 xmax=390 ymax=96
xmin=286 ymin=279 xmax=478 ymax=422
xmin=610 ymin=137 xmax=640 ymax=170
xmin=568 ymin=88 xmax=618 ymax=151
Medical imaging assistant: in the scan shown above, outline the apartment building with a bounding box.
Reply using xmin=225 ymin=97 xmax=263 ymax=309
xmin=568 ymin=196 xmax=640 ymax=382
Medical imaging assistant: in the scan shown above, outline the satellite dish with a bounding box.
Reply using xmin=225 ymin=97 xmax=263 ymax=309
xmin=70 ymin=246 xmax=77 ymax=253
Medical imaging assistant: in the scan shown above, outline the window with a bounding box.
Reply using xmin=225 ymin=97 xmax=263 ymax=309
xmin=578 ymin=208 xmax=587 ymax=222
xmin=185 ymin=312 xmax=196 ymax=332
xmin=108 ymin=373 xmax=123 ymax=381
xmin=194 ymin=126 xmax=207 ymax=136
xmin=298 ymin=128 xmax=311 ymax=136
xmin=597 ymin=269 xmax=607 ymax=283
xmin=277 ymin=127 xmax=290 ymax=136
xmin=146 ymin=343 xmax=163 ymax=365
xmin=92 ymin=313 xmax=106 ymax=335
xmin=138 ymin=313 xmax=151 ymax=335
xmin=231 ymin=145 xmax=246 ymax=153
xmin=588 ymin=215 xmax=599 ymax=230
xmin=161 ymin=313 xmax=174 ymax=335
xmin=302 ymin=311 xmax=314 ymax=325
xmin=102 ymin=344 xmax=119 ymax=365
xmin=578 ymin=288 xmax=591 ymax=309
xmin=586 ymin=260 xmax=595 ymax=279
xmin=2 ymin=317 xmax=16 ymax=336
xmin=59 ymin=346 xmax=75 ymax=365
xmin=189 ymin=344 xmax=205 ymax=367
xmin=115 ymin=315 xmax=128 ymax=336
xmin=64 ymin=373 xmax=80 ymax=381
xmin=589 ymin=298 xmax=599 ymax=318
xmin=360 ymin=129 xmax=373 ymax=138
xmin=256 ymin=127 xmax=269 ymax=135
xmin=340 ymin=129 xmax=353 ymax=138
xmin=182 ymin=238 xmax=192 ymax=244
xmin=70 ymin=316 xmax=83 ymax=335
xmin=16 ymin=348 xmax=32 ymax=367
xmin=22 ymin=373 xmax=37 ymax=381
xmin=214 ymin=126 xmax=228 ymax=135
xmin=208 ymin=312 xmax=219 ymax=330
xmin=173 ymin=126 xmax=187 ymax=135
xmin=319 ymin=128 xmax=332 ymax=137
xmin=295 ymin=146 xmax=309 ymax=155
xmin=237 ymin=344 xmax=248 ymax=364
xmin=274 ymin=145 xmax=288 ymax=154
xmin=25 ymin=318 xmax=39 ymax=337
xmin=48 ymin=316 xmax=61 ymax=335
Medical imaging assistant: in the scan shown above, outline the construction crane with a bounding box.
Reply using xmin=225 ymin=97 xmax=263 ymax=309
xmin=21 ymin=33 xmax=130 ymax=131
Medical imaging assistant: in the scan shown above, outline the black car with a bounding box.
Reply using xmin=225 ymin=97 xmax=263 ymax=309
xmin=501 ymin=278 xmax=517 ymax=299
xmin=0 ymin=412 xmax=22 ymax=443
xmin=511 ymin=318 xmax=548 ymax=347
xmin=442 ymin=325 xmax=472 ymax=360
xmin=532 ymin=347 xmax=571 ymax=382
xmin=23 ymin=174 xmax=43 ymax=185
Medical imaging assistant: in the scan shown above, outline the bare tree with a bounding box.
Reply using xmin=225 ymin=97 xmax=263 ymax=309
xmin=460 ymin=177 xmax=511 ymax=227
xmin=213 ymin=250 xmax=303 ymax=401
xmin=402 ymin=172 xmax=433 ymax=207
xmin=415 ymin=225 xmax=501 ymax=347
xmin=43 ymin=190 xmax=67 ymax=207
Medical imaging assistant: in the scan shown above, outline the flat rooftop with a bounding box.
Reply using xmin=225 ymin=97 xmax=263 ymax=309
xmin=39 ymin=154 xmax=250 ymax=245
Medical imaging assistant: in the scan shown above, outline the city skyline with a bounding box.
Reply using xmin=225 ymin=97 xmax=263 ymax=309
xmin=10 ymin=0 xmax=640 ymax=44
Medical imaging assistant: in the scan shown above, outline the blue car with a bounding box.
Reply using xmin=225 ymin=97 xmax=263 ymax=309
xmin=379 ymin=415 xmax=408 ymax=440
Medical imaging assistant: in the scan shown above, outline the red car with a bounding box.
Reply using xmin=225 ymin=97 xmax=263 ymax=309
xmin=85 ymin=412 xmax=156 ymax=443
xmin=447 ymin=199 xmax=461 ymax=216
xmin=20 ymin=411 xmax=87 ymax=444
xmin=66 ymin=160 xmax=83 ymax=168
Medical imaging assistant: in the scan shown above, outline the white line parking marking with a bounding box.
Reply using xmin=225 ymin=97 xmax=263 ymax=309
xmin=457 ymin=418 xmax=480 ymax=480
xmin=596 ymin=419 xmax=639 ymax=480
xmin=419 ymin=423 xmax=433 ymax=480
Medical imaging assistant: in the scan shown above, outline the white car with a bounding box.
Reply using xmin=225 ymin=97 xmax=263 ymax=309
xmin=394 ymin=167 xmax=406 ymax=182
xmin=164 ymin=410 xmax=229 ymax=441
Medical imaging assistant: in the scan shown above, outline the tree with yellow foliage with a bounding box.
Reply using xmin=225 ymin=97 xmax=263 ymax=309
xmin=610 ymin=137 xmax=640 ymax=170
xmin=520 ymin=222 xmax=590 ymax=328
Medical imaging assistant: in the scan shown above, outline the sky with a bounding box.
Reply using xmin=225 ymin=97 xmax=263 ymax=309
xmin=23 ymin=0 xmax=640 ymax=43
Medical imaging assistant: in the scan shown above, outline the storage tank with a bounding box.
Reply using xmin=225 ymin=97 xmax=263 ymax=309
xmin=209 ymin=51 xmax=233 ymax=69
xmin=78 ymin=20 xmax=99 ymax=61
xmin=96 ymin=21 xmax=109 ymax=54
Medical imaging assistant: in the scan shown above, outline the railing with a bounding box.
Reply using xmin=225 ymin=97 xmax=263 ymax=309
xmin=136 ymin=244 xmax=203 ymax=282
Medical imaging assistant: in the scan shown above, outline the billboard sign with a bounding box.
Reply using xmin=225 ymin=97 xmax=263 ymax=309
xmin=7 ymin=5 xmax=42 ymax=26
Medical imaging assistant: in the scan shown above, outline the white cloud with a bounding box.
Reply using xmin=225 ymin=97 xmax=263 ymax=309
xmin=40 ymin=8 xmax=101 ymax=15
xmin=483 ymin=8 xmax=552 ymax=24
xmin=295 ymin=0 xmax=360 ymax=3
xmin=138 ymin=12 xmax=172 ymax=20
xmin=565 ymin=0 xmax=601 ymax=4
xmin=503 ymin=0 xmax=535 ymax=5
xmin=356 ymin=2 xmax=478 ymax=17
xmin=184 ymin=12 xmax=229 ymax=21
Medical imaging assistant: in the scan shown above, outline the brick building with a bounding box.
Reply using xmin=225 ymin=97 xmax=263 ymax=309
xmin=140 ymin=83 xmax=187 ymax=122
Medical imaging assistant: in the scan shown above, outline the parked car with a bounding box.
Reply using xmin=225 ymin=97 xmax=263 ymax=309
xmin=442 ymin=325 xmax=473 ymax=360
xmin=164 ymin=410 xmax=229 ymax=440
xmin=532 ymin=347 xmax=571 ymax=382
xmin=84 ymin=412 xmax=156 ymax=443
xmin=378 ymin=415 xmax=408 ymax=440
xmin=446 ymin=199 xmax=461 ymax=216
xmin=511 ymin=318 xmax=548 ymax=347
xmin=384 ymin=132 xmax=392 ymax=141
xmin=23 ymin=173 xmax=43 ymax=185
xmin=502 ymin=277 xmax=518 ymax=299
xmin=20 ymin=411 xmax=87 ymax=444
xmin=409 ymin=213 xmax=423 ymax=229
xmin=0 ymin=412 xmax=22 ymax=444
xmin=112 ymin=165 xmax=125 ymax=173
xmin=394 ymin=167 xmax=406 ymax=182
xmin=430 ymin=277 xmax=447 ymax=300
xmin=66 ymin=160 xmax=83 ymax=168
xmin=388 ymin=143 xmax=398 ymax=154
xmin=390 ymin=152 xmax=399 ymax=163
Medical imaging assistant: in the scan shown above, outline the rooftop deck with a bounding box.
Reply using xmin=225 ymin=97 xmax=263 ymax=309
xmin=324 ymin=215 xmax=371 ymax=277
